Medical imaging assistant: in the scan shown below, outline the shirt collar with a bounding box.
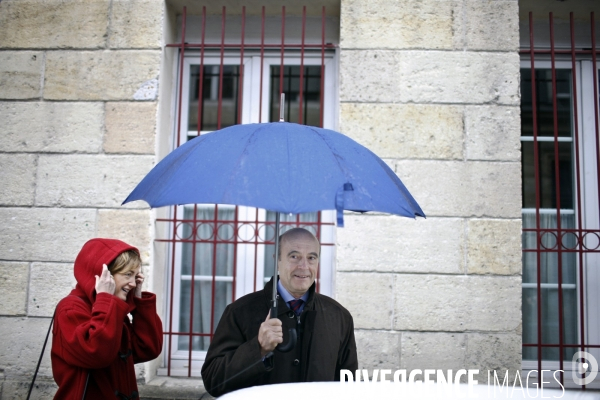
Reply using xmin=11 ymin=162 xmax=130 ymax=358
xmin=277 ymin=279 xmax=309 ymax=303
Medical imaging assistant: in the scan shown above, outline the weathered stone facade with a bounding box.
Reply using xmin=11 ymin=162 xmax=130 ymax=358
xmin=337 ymin=0 xmax=522 ymax=381
xmin=1 ymin=0 xmax=569 ymax=398
xmin=0 ymin=0 xmax=162 ymax=397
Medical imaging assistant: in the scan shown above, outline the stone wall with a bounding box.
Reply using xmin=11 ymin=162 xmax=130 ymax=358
xmin=337 ymin=0 xmax=522 ymax=381
xmin=0 ymin=0 xmax=524 ymax=396
xmin=0 ymin=0 xmax=163 ymax=397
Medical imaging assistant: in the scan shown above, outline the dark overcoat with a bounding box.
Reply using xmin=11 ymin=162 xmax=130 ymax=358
xmin=201 ymin=277 xmax=358 ymax=396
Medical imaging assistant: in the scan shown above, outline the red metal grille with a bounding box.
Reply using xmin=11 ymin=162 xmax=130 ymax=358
xmin=157 ymin=5 xmax=336 ymax=377
xmin=520 ymin=12 xmax=600 ymax=388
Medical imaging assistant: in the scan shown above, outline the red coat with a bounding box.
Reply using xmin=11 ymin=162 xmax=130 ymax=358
xmin=51 ymin=238 xmax=163 ymax=400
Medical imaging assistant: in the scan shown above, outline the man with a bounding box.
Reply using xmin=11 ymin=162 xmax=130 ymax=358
xmin=201 ymin=228 xmax=358 ymax=396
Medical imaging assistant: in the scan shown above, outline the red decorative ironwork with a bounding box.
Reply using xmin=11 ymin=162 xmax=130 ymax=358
xmin=521 ymin=11 xmax=600 ymax=389
xmin=160 ymin=5 xmax=336 ymax=377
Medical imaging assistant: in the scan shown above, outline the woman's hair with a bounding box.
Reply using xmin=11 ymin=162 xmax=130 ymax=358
xmin=107 ymin=250 xmax=141 ymax=275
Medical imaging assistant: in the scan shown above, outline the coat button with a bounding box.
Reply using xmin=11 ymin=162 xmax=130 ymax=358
xmin=293 ymin=359 xmax=300 ymax=366
xmin=287 ymin=311 xmax=295 ymax=318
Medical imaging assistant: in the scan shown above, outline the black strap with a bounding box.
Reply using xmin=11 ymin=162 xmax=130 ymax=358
xmin=27 ymin=296 xmax=90 ymax=400
xmin=26 ymin=310 xmax=55 ymax=400
xmin=210 ymin=352 xmax=274 ymax=393
xmin=82 ymin=371 xmax=90 ymax=400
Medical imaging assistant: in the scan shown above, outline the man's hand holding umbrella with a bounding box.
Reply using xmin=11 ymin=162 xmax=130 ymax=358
xmin=258 ymin=312 xmax=283 ymax=357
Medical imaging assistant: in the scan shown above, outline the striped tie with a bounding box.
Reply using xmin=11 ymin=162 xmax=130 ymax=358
xmin=288 ymin=299 xmax=304 ymax=316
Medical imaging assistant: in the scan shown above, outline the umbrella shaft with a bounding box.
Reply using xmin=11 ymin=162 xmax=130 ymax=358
xmin=271 ymin=212 xmax=281 ymax=318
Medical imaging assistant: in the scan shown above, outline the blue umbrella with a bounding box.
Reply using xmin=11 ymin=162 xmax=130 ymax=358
xmin=123 ymin=122 xmax=425 ymax=225
xmin=123 ymin=121 xmax=425 ymax=352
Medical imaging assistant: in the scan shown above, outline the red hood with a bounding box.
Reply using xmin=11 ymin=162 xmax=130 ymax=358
xmin=73 ymin=238 xmax=139 ymax=308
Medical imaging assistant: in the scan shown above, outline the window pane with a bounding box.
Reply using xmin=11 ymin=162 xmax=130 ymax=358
xmin=521 ymin=69 xmax=572 ymax=138
xmin=269 ymin=66 xmax=322 ymax=126
xmin=522 ymin=286 xmax=578 ymax=361
xmin=181 ymin=206 xmax=235 ymax=276
xmin=522 ymin=213 xmax=577 ymax=284
xmin=178 ymin=280 xmax=232 ymax=351
xmin=521 ymin=141 xmax=573 ymax=209
xmin=521 ymin=67 xmax=574 ymax=210
xmin=179 ymin=206 xmax=236 ymax=351
xmin=522 ymin=210 xmax=578 ymax=361
xmin=188 ymin=65 xmax=240 ymax=135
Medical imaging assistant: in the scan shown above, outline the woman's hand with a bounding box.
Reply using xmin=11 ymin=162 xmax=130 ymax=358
xmin=134 ymin=272 xmax=144 ymax=298
xmin=95 ymin=264 xmax=115 ymax=295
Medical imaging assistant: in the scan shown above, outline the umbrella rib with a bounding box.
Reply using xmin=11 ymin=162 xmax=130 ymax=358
xmin=221 ymin=124 xmax=286 ymax=211
xmin=369 ymin=149 xmax=425 ymax=218
xmin=305 ymin=125 xmax=348 ymax=177
xmin=309 ymin=124 xmax=424 ymax=218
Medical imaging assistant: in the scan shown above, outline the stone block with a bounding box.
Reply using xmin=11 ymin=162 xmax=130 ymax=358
xmin=340 ymin=50 xmax=520 ymax=105
xmin=336 ymin=272 xmax=393 ymax=329
xmin=36 ymin=154 xmax=155 ymax=208
xmin=104 ymin=102 xmax=156 ymax=154
xmin=28 ymin=263 xmax=76 ymax=317
xmin=393 ymin=160 xmax=522 ymax=218
xmin=44 ymin=51 xmax=161 ymax=100
xmin=0 ymin=102 xmax=103 ymax=153
xmin=339 ymin=50 xmax=400 ymax=103
xmin=0 ymin=316 xmax=54 ymax=378
xmin=339 ymin=103 xmax=463 ymax=160
xmin=0 ymin=262 xmax=29 ymax=315
xmin=0 ymin=0 xmax=108 ymax=49
xmin=355 ymin=330 xmax=402 ymax=370
xmin=400 ymin=332 xmax=467 ymax=376
xmin=138 ymin=377 xmax=211 ymax=399
xmin=467 ymin=219 xmax=522 ymax=275
xmin=397 ymin=51 xmax=520 ymax=105
xmin=0 ymin=52 xmax=42 ymax=99
xmin=465 ymin=332 xmax=522 ymax=383
xmin=337 ymin=216 xmax=465 ymax=274
xmin=0 ymin=154 xmax=36 ymax=206
xmin=340 ymin=0 xmax=458 ymax=49
xmin=109 ymin=0 xmax=162 ymax=49
xmin=465 ymin=105 xmax=521 ymax=161
xmin=0 ymin=208 xmax=96 ymax=262
xmin=393 ymin=274 xmax=521 ymax=332
xmin=463 ymin=0 xmax=519 ymax=51
xmin=97 ymin=209 xmax=151 ymax=261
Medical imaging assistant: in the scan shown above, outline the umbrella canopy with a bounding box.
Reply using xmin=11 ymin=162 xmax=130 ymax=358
xmin=123 ymin=121 xmax=425 ymax=354
xmin=123 ymin=122 xmax=425 ymax=226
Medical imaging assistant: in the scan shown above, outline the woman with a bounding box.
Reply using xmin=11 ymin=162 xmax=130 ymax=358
xmin=51 ymin=238 xmax=163 ymax=399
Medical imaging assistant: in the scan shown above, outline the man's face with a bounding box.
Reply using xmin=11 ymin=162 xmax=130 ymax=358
xmin=112 ymin=265 xmax=141 ymax=301
xmin=278 ymin=233 xmax=320 ymax=298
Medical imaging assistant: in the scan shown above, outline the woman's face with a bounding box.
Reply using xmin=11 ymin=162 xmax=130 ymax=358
xmin=112 ymin=266 xmax=141 ymax=301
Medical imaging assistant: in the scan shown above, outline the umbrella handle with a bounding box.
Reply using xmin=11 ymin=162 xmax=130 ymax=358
xmin=270 ymin=304 xmax=297 ymax=353
xmin=277 ymin=328 xmax=297 ymax=353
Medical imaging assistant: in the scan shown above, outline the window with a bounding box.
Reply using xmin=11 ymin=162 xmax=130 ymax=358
xmin=157 ymin=6 xmax=339 ymax=377
xmin=521 ymin=65 xmax=578 ymax=362
xmin=520 ymin=11 xmax=600 ymax=389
